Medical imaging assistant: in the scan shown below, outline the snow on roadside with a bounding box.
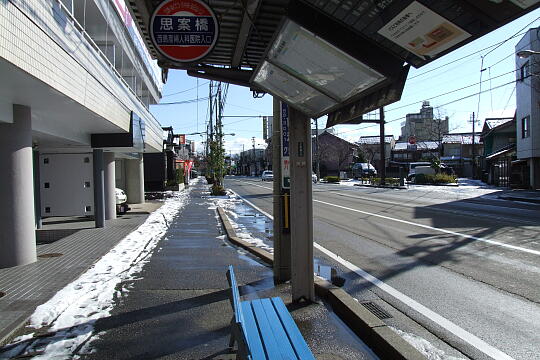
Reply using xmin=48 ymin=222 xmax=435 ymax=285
xmin=207 ymin=191 xmax=274 ymax=254
xmin=389 ymin=326 xmax=466 ymax=360
xmin=0 ymin=186 xmax=192 ymax=360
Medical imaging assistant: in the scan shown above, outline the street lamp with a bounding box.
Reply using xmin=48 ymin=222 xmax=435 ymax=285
xmin=516 ymin=49 xmax=540 ymax=58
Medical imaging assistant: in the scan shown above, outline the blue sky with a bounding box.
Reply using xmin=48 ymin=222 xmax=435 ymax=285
xmin=150 ymin=9 xmax=540 ymax=154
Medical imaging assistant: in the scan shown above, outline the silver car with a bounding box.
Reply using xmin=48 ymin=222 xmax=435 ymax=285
xmin=261 ymin=170 xmax=273 ymax=181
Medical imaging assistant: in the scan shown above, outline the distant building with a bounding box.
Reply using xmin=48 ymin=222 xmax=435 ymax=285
xmin=480 ymin=116 xmax=517 ymax=187
xmin=357 ymin=135 xmax=395 ymax=169
xmin=442 ymin=133 xmax=483 ymax=177
xmin=391 ymin=141 xmax=440 ymax=163
xmin=313 ymin=132 xmax=359 ymax=177
xmin=515 ymin=27 xmax=540 ymax=189
xmin=400 ymin=101 xmax=449 ymax=142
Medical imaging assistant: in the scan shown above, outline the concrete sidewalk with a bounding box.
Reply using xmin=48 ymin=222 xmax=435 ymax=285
xmin=83 ymin=181 xmax=375 ymax=359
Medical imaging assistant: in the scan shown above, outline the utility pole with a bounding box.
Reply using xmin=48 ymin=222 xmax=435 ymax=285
xmin=379 ymin=107 xmax=386 ymax=185
xmin=314 ymin=118 xmax=320 ymax=181
xmin=470 ymin=112 xmax=477 ymax=179
xmin=252 ymin=136 xmax=256 ymax=176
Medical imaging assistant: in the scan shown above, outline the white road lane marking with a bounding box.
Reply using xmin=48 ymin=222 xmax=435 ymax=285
xmin=229 ymin=181 xmax=515 ymax=360
xmin=232 ymin=179 xmax=540 ymax=256
xmin=313 ymin=243 xmax=515 ymax=360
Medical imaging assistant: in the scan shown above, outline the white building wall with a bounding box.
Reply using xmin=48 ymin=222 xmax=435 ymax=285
xmin=0 ymin=0 xmax=163 ymax=152
xmin=516 ymin=28 xmax=540 ymax=159
xmin=0 ymin=0 xmax=129 ymax=130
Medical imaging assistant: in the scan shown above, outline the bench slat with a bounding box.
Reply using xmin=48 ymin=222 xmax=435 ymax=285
xmin=240 ymin=301 xmax=267 ymax=360
xmin=227 ymin=266 xmax=243 ymax=324
xmin=251 ymin=299 xmax=285 ymax=359
xmin=272 ymin=298 xmax=316 ymax=360
xmin=258 ymin=298 xmax=299 ymax=359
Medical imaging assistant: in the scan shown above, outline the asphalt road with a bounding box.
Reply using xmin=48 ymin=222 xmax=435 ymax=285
xmin=225 ymin=176 xmax=540 ymax=360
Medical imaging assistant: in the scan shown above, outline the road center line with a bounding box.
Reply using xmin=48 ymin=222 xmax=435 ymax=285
xmin=228 ymin=181 xmax=514 ymax=360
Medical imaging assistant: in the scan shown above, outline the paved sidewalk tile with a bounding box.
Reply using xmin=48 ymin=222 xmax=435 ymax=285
xmin=0 ymin=207 xmax=160 ymax=344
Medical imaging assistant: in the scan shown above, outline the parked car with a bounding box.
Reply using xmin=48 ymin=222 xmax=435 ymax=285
xmin=407 ymin=163 xmax=454 ymax=182
xmin=312 ymin=172 xmax=317 ymax=183
xmin=352 ymin=163 xmax=377 ymax=179
xmin=115 ymin=188 xmax=129 ymax=214
xmin=261 ymin=170 xmax=273 ymax=181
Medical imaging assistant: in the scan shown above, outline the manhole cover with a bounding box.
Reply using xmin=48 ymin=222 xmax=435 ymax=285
xmin=38 ymin=253 xmax=63 ymax=258
xmin=360 ymin=301 xmax=392 ymax=320
xmin=0 ymin=291 xmax=5 ymax=298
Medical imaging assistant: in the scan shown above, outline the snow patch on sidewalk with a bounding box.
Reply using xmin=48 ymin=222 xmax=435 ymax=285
xmin=0 ymin=188 xmax=191 ymax=360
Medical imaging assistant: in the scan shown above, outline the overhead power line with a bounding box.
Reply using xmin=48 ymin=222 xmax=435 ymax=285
xmin=162 ymin=81 xmax=209 ymax=98
xmin=154 ymin=96 xmax=210 ymax=105
xmin=338 ymin=78 xmax=517 ymax=136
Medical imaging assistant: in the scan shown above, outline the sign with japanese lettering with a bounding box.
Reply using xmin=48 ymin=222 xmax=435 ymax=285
xmin=150 ymin=0 xmax=218 ymax=62
xmin=377 ymin=1 xmax=470 ymax=60
xmin=280 ymin=103 xmax=290 ymax=189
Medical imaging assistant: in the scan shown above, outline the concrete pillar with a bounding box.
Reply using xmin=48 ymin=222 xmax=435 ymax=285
xmin=125 ymin=155 xmax=145 ymax=204
xmin=273 ymin=99 xmax=291 ymax=283
xmin=104 ymin=152 xmax=116 ymax=220
xmin=33 ymin=150 xmax=42 ymax=229
xmin=289 ymin=106 xmax=314 ymax=302
xmin=93 ymin=149 xmax=105 ymax=228
xmin=0 ymin=105 xmax=37 ymax=268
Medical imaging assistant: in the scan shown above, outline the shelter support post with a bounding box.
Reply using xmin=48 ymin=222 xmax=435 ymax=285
xmin=289 ymin=107 xmax=314 ymax=302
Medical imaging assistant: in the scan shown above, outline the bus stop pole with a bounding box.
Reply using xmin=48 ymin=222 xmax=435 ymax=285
xmin=273 ymin=98 xmax=291 ymax=283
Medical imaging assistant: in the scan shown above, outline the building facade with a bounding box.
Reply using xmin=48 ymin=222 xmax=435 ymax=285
xmin=0 ymin=0 xmax=163 ymax=268
xmin=400 ymin=101 xmax=449 ymax=142
xmin=515 ymin=27 xmax=540 ymax=189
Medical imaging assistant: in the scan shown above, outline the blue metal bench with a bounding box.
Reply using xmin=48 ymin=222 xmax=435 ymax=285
xmin=226 ymin=265 xmax=315 ymax=360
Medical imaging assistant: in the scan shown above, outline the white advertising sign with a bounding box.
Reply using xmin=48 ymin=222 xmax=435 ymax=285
xmin=377 ymin=1 xmax=471 ymax=60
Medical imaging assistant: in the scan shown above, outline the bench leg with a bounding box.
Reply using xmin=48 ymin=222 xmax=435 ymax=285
xmin=229 ymin=317 xmax=237 ymax=349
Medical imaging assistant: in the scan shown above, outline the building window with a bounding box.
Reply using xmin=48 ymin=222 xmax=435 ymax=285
xmin=522 ymin=116 xmax=530 ymax=138
xmin=520 ymin=61 xmax=530 ymax=81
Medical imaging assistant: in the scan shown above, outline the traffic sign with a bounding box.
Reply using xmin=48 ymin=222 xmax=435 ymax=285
xmin=150 ymin=0 xmax=218 ymax=62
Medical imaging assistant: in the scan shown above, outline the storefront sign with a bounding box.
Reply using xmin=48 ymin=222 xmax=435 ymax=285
xmin=150 ymin=0 xmax=218 ymax=62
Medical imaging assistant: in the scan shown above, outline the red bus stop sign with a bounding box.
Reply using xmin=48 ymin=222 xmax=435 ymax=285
xmin=150 ymin=0 xmax=218 ymax=62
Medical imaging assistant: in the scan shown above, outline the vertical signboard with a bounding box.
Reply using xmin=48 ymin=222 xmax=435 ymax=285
xmin=280 ymin=103 xmax=290 ymax=189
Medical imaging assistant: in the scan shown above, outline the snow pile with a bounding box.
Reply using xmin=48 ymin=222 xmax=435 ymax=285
xmin=390 ymin=327 xmax=465 ymax=360
xmin=0 ymin=189 xmax=191 ymax=360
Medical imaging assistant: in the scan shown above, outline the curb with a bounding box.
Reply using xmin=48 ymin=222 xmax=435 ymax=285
xmin=498 ymin=195 xmax=540 ymax=204
xmin=353 ymin=184 xmax=408 ymax=189
xmin=216 ymin=206 xmax=425 ymax=360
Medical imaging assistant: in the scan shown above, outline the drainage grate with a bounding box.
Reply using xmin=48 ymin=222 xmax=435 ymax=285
xmin=0 ymin=291 xmax=5 ymax=298
xmin=38 ymin=253 xmax=63 ymax=258
xmin=360 ymin=301 xmax=392 ymax=320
